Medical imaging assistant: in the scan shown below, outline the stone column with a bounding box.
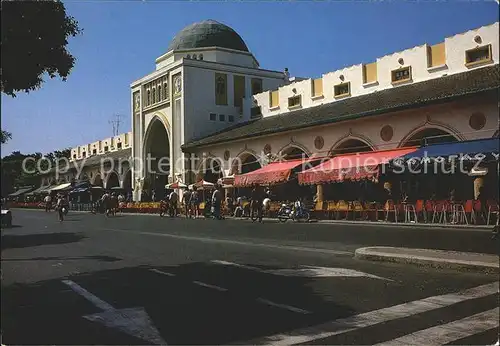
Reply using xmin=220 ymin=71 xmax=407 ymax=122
xmin=473 ymin=177 xmax=484 ymax=200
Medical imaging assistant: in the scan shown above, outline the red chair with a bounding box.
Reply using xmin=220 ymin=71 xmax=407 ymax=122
xmin=487 ymin=200 xmax=499 ymax=226
xmin=424 ymin=200 xmax=435 ymax=223
xmin=464 ymin=200 xmax=475 ymax=224
xmin=385 ymin=199 xmax=398 ymax=223
xmin=432 ymin=200 xmax=448 ymax=224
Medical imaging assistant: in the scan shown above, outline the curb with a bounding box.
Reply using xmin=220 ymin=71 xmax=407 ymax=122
xmin=355 ymin=247 xmax=499 ymax=272
xmin=8 ymin=208 xmax=494 ymax=231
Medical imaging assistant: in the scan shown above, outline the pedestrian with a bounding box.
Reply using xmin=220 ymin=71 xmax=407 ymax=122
xmin=211 ymin=185 xmax=223 ymax=220
xmin=183 ymin=188 xmax=192 ymax=218
xmin=189 ymin=187 xmax=199 ymax=218
xmin=56 ymin=194 xmax=65 ymax=222
xmin=44 ymin=194 xmax=52 ymax=212
xmin=169 ymin=189 xmax=178 ymax=217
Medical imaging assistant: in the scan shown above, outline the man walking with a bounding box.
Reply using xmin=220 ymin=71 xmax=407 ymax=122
xmin=169 ymin=189 xmax=178 ymax=217
xmin=183 ymin=188 xmax=192 ymax=218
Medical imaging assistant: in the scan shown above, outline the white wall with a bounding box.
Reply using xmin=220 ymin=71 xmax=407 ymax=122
xmin=192 ymin=96 xmax=499 ymax=177
xmin=255 ymin=22 xmax=499 ymax=118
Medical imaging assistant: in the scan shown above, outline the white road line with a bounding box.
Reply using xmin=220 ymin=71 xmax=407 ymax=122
xmin=102 ymin=228 xmax=353 ymax=255
xmin=192 ymin=281 xmax=228 ymax=292
xmin=255 ymin=298 xmax=312 ymax=314
xmin=242 ymin=282 xmax=499 ymax=345
xmin=375 ymin=307 xmax=500 ymax=346
xmin=62 ymin=279 xmax=115 ymax=311
xmin=211 ymin=260 xmax=262 ymax=272
xmin=211 ymin=260 xmax=391 ymax=280
xmin=149 ymin=268 xmax=176 ymax=277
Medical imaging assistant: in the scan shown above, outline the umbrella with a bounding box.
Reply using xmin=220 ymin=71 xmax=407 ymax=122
xmin=194 ymin=180 xmax=215 ymax=189
xmin=165 ymin=182 xmax=187 ymax=189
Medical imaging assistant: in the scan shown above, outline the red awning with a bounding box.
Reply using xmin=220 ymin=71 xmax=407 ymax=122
xmin=234 ymin=159 xmax=313 ymax=187
xmin=298 ymin=147 xmax=417 ymax=185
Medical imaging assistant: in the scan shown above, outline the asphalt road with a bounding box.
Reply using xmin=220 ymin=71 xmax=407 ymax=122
xmin=1 ymin=209 xmax=499 ymax=345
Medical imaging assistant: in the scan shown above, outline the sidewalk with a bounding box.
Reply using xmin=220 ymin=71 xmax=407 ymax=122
xmin=355 ymin=246 xmax=499 ymax=272
xmin=11 ymin=208 xmax=494 ymax=231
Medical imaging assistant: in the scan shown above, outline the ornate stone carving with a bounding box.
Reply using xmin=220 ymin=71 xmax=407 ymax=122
xmin=469 ymin=112 xmax=486 ymax=130
xmin=380 ymin=125 xmax=394 ymax=142
xmin=134 ymin=92 xmax=140 ymax=112
xmin=314 ymin=136 xmax=324 ymax=150
xmin=264 ymin=144 xmax=272 ymax=154
xmin=173 ymin=74 xmax=182 ymax=96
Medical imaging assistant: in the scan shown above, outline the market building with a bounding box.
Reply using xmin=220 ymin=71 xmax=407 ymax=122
xmin=30 ymin=20 xmax=499 ymax=208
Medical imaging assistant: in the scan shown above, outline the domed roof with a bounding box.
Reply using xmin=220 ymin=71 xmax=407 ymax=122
xmin=167 ymin=20 xmax=249 ymax=52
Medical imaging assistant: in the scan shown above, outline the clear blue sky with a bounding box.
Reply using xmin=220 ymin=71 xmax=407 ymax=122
xmin=1 ymin=0 xmax=498 ymax=156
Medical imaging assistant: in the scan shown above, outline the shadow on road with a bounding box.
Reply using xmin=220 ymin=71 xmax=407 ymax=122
xmin=2 ymin=255 xmax=121 ymax=262
xmin=1 ymin=232 xmax=86 ymax=250
xmin=2 ymin=263 xmax=356 ymax=345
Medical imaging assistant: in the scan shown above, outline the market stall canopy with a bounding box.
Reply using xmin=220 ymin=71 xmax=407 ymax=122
xmin=166 ymin=182 xmax=187 ymax=189
xmin=50 ymin=182 xmax=72 ymax=191
xmin=194 ymin=180 xmax=215 ymax=189
xmin=38 ymin=185 xmax=56 ymax=194
xmin=299 ymin=147 xmax=417 ymax=185
xmin=218 ymin=175 xmax=234 ymax=187
xmin=8 ymin=187 xmax=33 ymax=197
xmin=26 ymin=185 xmax=51 ymax=195
xmin=394 ymin=138 xmax=499 ymax=164
xmin=235 ymin=159 xmax=316 ymax=187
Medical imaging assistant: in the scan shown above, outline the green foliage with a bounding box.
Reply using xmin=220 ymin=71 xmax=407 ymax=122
xmin=0 ymin=130 xmax=12 ymax=144
xmin=1 ymin=148 xmax=72 ymax=196
xmin=1 ymin=0 xmax=82 ymax=96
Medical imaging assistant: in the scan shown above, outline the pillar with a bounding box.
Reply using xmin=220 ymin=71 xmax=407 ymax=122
xmin=473 ymin=177 xmax=484 ymax=200
xmin=316 ymin=184 xmax=324 ymax=202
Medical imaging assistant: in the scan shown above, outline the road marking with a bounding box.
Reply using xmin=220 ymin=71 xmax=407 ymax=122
xmin=192 ymin=281 xmax=228 ymax=292
xmin=150 ymin=268 xmax=176 ymax=277
xmin=211 ymin=260 xmax=390 ymax=280
xmin=101 ymin=228 xmax=353 ymax=256
xmin=62 ymin=279 xmax=114 ymax=311
xmin=375 ymin=307 xmax=500 ymax=346
xmin=255 ymin=298 xmax=312 ymax=314
xmin=241 ymin=282 xmax=499 ymax=345
xmin=62 ymin=280 xmax=166 ymax=345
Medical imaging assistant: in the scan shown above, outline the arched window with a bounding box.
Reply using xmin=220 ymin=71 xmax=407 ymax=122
xmin=147 ymin=90 xmax=151 ymax=106
xmin=186 ymin=54 xmax=191 ymax=59
xmin=192 ymin=54 xmax=197 ymax=60
xmin=163 ymin=83 xmax=168 ymax=99
xmin=152 ymin=88 xmax=156 ymax=103
xmin=158 ymin=85 xmax=162 ymax=101
xmin=199 ymin=54 xmax=203 ymax=60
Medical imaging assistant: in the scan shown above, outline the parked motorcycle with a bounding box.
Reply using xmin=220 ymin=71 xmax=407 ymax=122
xmin=277 ymin=203 xmax=310 ymax=223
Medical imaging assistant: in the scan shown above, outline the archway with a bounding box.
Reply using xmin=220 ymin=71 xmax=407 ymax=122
xmin=106 ymin=171 xmax=120 ymax=189
xmin=401 ymin=127 xmax=459 ymax=147
xmin=123 ymin=170 xmax=132 ymax=191
xmin=330 ymin=138 xmax=373 ymax=155
xmin=232 ymin=153 xmax=262 ymax=174
xmin=201 ymin=158 xmax=224 ymax=183
xmin=144 ymin=118 xmax=170 ymax=199
xmin=280 ymin=146 xmax=309 ymax=160
xmin=93 ymin=174 xmax=103 ymax=187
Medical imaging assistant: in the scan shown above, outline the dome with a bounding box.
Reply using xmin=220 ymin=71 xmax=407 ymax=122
xmin=167 ymin=20 xmax=249 ymax=52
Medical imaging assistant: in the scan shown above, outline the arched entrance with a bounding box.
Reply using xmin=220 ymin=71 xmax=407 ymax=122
xmin=201 ymin=158 xmax=224 ymax=183
xmin=330 ymin=138 xmax=373 ymax=155
xmin=144 ymin=118 xmax=170 ymax=199
xmin=106 ymin=171 xmax=120 ymax=189
xmin=401 ymin=127 xmax=459 ymax=147
xmin=280 ymin=146 xmax=309 ymax=160
xmin=232 ymin=153 xmax=262 ymax=174
xmin=123 ymin=170 xmax=132 ymax=191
